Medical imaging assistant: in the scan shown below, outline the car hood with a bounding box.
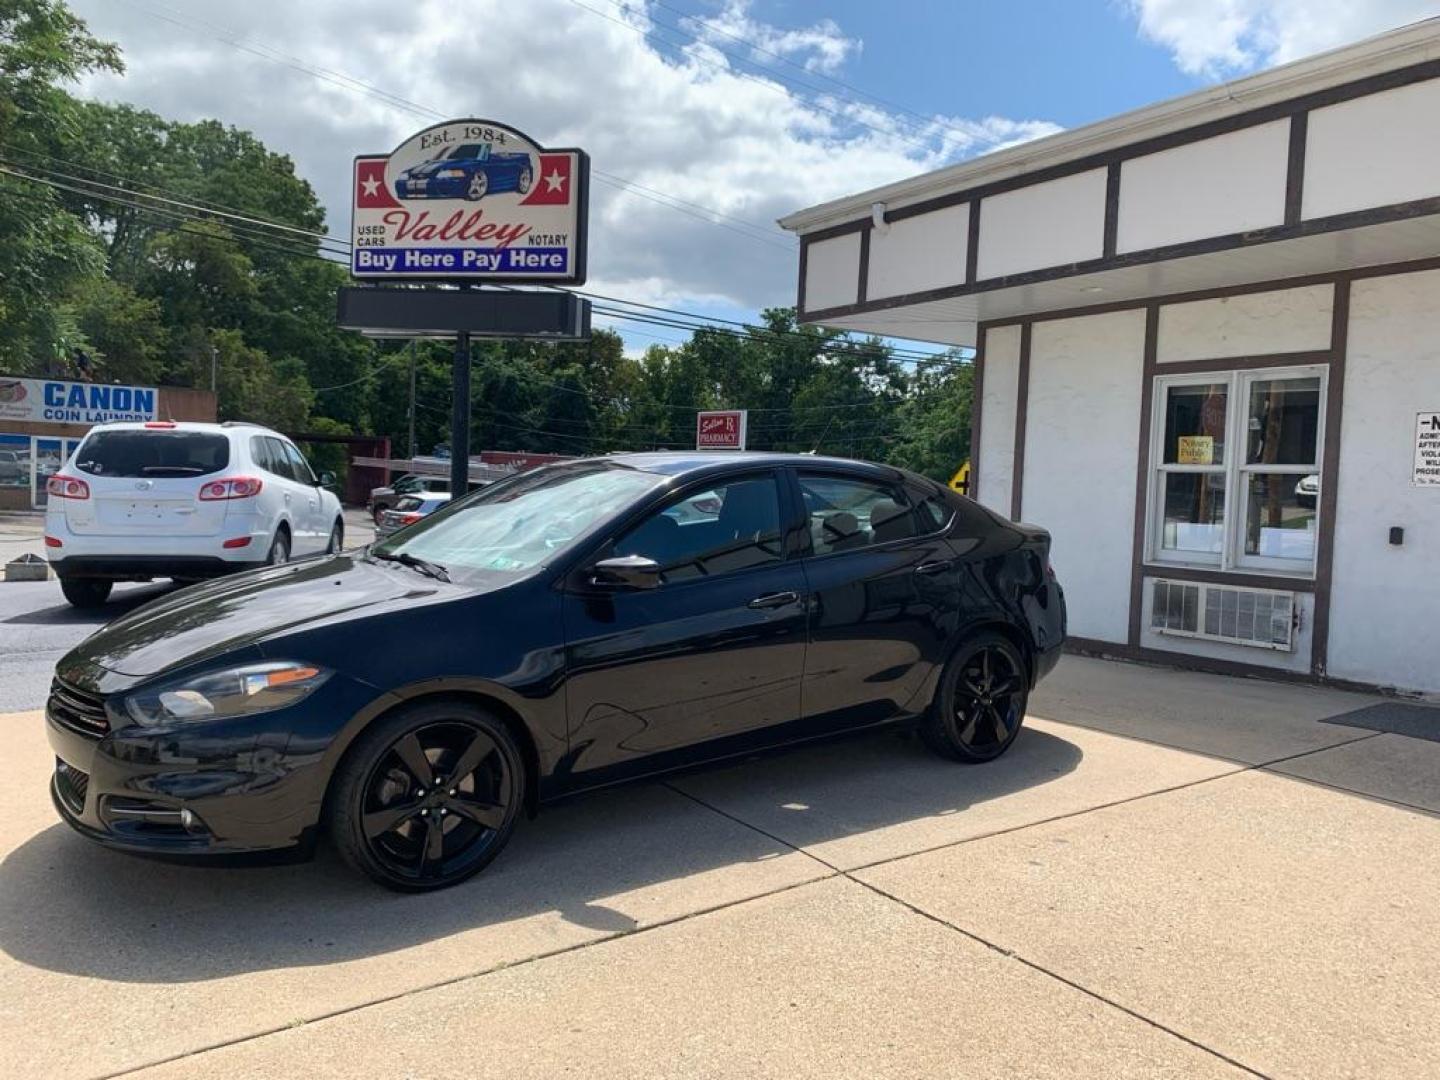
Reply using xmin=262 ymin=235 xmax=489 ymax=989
xmin=68 ymin=554 xmax=449 ymax=680
xmin=405 ymin=159 xmax=457 ymax=178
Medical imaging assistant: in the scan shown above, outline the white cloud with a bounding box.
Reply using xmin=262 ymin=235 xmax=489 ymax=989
xmin=64 ymin=0 xmax=1059 ymax=319
xmin=1126 ymin=0 xmax=1440 ymax=77
xmin=682 ymin=0 xmax=861 ymax=75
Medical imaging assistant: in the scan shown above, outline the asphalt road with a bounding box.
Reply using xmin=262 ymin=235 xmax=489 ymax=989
xmin=0 ymin=508 xmax=375 ymax=712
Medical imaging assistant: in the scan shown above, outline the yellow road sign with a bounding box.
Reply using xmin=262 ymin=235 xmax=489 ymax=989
xmin=948 ymin=461 xmax=971 ymax=495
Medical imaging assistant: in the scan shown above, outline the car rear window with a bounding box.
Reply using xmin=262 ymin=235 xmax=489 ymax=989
xmin=74 ymin=430 xmax=231 ymax=478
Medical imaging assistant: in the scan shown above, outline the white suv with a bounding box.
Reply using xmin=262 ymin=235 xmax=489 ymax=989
xmin=45 ymin=421 xmax=344 ymax=607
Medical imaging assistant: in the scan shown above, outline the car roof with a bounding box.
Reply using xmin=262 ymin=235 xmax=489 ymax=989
xmin=600 ymin=451 xmax=906 ymax=481
xmin=83 ymin=421 xmax=280 ymax=438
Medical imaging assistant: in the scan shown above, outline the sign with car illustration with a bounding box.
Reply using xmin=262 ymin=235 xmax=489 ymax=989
xmin=351 ymin=118 xmax=589 ymax=284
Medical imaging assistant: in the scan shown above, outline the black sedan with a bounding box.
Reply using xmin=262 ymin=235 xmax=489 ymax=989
xmin=46 ymin=453 xmax=1066 ymax=890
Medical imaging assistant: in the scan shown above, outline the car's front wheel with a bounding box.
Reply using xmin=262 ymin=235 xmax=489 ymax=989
xmin=466 ymin=171 xmax=488 ymax=201
xmin=921 ymin=632 xmax=1028 ymax=763
xmin=59 ymin=577 xmax=113 ymax=609
xmin=328 ymin=701 xmax=525 ymax=890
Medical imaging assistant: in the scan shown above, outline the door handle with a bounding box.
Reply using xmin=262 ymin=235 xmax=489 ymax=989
xmin=748 ymin=591 xmax=799 ymax=610
xmin=914 ymin=559 xmax=954 ymax=576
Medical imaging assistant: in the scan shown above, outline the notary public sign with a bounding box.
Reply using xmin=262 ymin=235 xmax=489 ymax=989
xmin=351 ymin=119 xmax=588 ymax=284
xmin=696 ymin=410 xmax=747 ymax=450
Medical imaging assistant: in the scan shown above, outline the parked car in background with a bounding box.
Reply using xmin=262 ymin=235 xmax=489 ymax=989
xmin=44 ymin=421 xmax=344 ymax=607
xmin=368 ymin=474 xmax=450 ymax=524
xmin=393 ymin=143 xmax=534 ymax=202
xmin=376 ymin=492 xmax=451 ymax=537
xmin=0 ymin=448 xmax=25 ymax=486
xmin=46 ymin=452 xmax=1065 ymax=890
xmin=1295 ymin=473 xmax=1319 ymax=509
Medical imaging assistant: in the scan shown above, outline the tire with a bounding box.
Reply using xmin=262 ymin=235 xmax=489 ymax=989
xmin=516 ymin=167 xmax=533 ymax=194
xmin=465 ymin=171 xmax=488 ymax=201
xmin=373 ymin=506 xmax=386 ymax=526
xmin=59 ymin=578 xmax=113 ymax=608
xmin=325 ymin=519 xmax=343 ymax=554
xmin=266 ymin=528 xmax=291 ymax=566
xmin=328 ymin=701 xmax=525 ymax=891
xmin=921 ymin=632 xmax=1028 ymax=763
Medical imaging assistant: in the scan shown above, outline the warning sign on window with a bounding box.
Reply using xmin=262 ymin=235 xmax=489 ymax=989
xmin=1415 ymin=412 xmax=1440 ymax=487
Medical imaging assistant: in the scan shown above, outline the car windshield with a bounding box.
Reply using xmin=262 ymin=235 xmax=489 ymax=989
xmin=446 ymin=143 xmax=487 ymax=161
xmin=73 ymin=430 xmax=230 ymax=478
xmin=371 ymin=462 xmax=662 ymax=580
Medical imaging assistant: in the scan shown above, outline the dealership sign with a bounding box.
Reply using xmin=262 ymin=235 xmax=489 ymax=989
xmin=696 ymin=410 xmax=747 ymax=450
xmin=0 ymin=376 xmax=158 ymax=425
xmin=351 ymin=119 xmax=588 ymax=284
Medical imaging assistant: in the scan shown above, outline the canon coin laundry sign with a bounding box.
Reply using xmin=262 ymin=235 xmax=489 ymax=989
xmin=351 ymin=119 xmax=589 ymax=284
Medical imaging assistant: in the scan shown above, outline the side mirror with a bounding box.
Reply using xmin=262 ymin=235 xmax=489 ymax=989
xmin=591 ymin=554 xmax=661 ymax=590
xmin=319 ymin=471 xmax=337 ymax=489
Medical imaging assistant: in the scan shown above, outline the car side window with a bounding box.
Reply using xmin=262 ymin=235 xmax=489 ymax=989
xmin=249 ymin=436 xmax=276 ymax=476
xmin=799 ymin=473 xmax=917 ymax=555
xmin=282 ymin=442 xmax=316 ymax=484
xmin=613 ymin=474 xmax=784 ymax=583
xmin=907 ymin=483 xmax=956 ymax=534
xmin=255 ymin=436 xmax=297 ymax=482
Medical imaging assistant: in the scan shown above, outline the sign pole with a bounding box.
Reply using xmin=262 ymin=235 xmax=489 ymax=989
xmin=450 ymin=330 xmax=471 ymax=497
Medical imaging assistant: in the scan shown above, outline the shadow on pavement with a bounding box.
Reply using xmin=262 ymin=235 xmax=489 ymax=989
xmin=2 ymin=581 xmax=178 ymax=627
xmin=0 ymin=724 xmax=1081 ymax=984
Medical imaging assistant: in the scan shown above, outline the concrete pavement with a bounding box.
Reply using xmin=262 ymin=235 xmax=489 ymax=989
xmin=1 ymin=656 xmax=1437 ymax=1078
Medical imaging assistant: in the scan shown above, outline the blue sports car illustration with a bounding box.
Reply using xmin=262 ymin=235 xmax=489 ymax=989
xmin=393 ymin=143 xmax=535 ymax=202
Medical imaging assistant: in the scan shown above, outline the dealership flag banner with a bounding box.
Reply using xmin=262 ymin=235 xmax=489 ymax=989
xmin=351 ymin=119 xmax=588 ymax=284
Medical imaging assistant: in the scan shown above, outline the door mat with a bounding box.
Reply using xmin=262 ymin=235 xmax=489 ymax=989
xmin=1320 ymin=702 xmax=1440 ymax=743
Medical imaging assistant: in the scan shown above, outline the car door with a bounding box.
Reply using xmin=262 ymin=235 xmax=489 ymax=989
xmin=560 ymin=470 xmax=809 ymax=786
xmin=256 ymin=436 xmax=309 ymax=552
xmin=280 ymin=440 xmax=326 ymax=551
xmin=792 ymin=470 xmax=964 ymax=730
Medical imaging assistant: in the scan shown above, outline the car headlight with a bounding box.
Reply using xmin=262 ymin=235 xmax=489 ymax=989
xmin=436 ymin=168 xmax=464 ymax=179
xmin=122 ymin=661 xmax=331 ymax=727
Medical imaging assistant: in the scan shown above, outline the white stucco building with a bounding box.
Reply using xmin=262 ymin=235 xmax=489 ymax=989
xmin=781 ymin=21 xmax=1440 ymax=696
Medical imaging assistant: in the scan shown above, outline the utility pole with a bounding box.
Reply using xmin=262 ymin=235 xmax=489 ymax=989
xmin=209 ymin=344 xmax=218 ymax=394
xmin=449 ymin=330 xmax=471 ymax=498
xmin=407 ymin=346 xmax=417 ymax=459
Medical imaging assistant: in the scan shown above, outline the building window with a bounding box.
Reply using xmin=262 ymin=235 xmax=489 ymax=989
xmin=1149 ymin=367 xmax=1325 ymax=576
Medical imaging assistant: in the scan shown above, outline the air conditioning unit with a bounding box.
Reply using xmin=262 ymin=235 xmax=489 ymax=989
xmin=1150 ymin=578 xmax=1296 ymax=651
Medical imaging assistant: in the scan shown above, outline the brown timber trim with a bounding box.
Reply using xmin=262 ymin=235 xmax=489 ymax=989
xmin=965 ymin=200 xmax=981 ymax=284
xmin=799 ymin=195 xmax=1440 ymax=326
xmin=969 ymin=326 xmax=986 ymax=495
xmin=1064 ymin=636 xmax=1403 ymax=697
xmin=796 ymin=236 xmax=809 ymax=316
xmin=1154 ymin=349 xmax=1334 ymax=375
xmin=1127 ymin=304 xmax=1161 ymax=646
xmin=964 ymin=252 xmax=1440 ymax=332
xmin=1137 ymin=564 xmax=1318 ymax=593
xmin=1311 ymin=276 xmax=1350 ymax=676
xmin=1284 ymin=112 xmax=1308 ymax=226
xmin=856 ymin=224 xmax=871 ymax=305
xmin=1010 ymin=321 xmax=1032 ymax=521
xmin=792 ymin=58 xmax=1440 ymax=251
xmin=1103 ymin=162 xmax=1122 ymax=258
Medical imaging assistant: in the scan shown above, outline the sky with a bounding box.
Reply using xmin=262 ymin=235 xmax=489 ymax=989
xmin=64 ymin=0 xmax=1440 ymax=354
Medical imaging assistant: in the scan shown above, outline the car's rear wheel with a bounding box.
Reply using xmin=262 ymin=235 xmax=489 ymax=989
xmin=372 ymin=505 xmax=386 ymax=526
xmin=922 ymin=632 xmax=1027 ymax=763
xmin=328 ymin=701 xmax=524 ymax=891
xmin=466 ymin=171 xmax=488 ymax=201
xmin=59 ymin=578 xmax=113 ymax=608
xmin=266 ymin=528 xmax=290 ymax=565
xmin=325 ymin=519 xmax=343 ymax=554
xmin=517 ymin=167 xmax=533 ymax=194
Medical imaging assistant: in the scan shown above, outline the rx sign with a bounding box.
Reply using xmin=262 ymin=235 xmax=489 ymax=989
xmin=351 ymin=118 xmax=589 ymax=284
xmin=696 ymin=410 xmax=748 ymax=450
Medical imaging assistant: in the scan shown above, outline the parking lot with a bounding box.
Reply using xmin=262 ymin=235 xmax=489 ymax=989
xmin=1 ymin=527 xmax=1437 ymax=1078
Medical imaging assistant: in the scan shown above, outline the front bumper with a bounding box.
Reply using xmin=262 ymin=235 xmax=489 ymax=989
xmin=44 ymin=676 xmax=367 ymax=857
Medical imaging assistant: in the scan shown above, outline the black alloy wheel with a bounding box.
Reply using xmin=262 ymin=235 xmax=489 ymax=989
xmin=329 ymin=703 xmax=524 ymax=891
xmin=922 ymin=632 xmax=1027 ymax=763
